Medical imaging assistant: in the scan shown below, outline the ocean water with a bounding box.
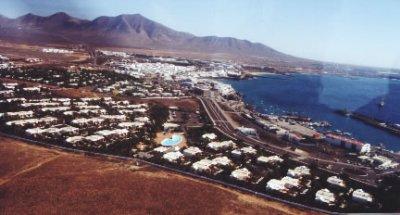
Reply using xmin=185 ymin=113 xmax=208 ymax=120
xmin=224 ymin=74 xmax=400 ymax=152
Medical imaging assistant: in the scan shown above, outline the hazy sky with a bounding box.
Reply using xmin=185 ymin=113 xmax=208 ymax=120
xmin=0 ymin=0 xmax=399 ymax=69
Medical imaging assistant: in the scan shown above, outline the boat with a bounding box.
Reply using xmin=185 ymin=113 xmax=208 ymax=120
xmin=378 ymin=99 xmax=385 ymax=107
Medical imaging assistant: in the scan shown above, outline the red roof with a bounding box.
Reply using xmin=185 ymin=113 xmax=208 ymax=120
xmin=326 ymin=133 xmax=364 ymax=146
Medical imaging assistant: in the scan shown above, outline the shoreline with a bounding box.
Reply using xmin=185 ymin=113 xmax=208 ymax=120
xmin=215 ymin=74 xmax=400 ymax=152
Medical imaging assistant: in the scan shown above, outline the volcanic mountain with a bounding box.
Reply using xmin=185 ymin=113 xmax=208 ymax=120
xmin=0 ymin=12 xmax=296 ymax=61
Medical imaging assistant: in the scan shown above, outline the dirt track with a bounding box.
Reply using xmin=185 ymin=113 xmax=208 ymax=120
xmin=0 ymin=136 xmax=319 ymax=214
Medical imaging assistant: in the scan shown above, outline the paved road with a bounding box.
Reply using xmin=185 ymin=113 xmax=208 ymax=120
xmin=198 ymin=96 xmax=379 ymax=186
xmin=0 ymin=131 xmax=332 ymax=214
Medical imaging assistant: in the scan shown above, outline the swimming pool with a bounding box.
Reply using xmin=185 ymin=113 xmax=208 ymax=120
xmin=161 ymin=134 xmax=183 ymax=146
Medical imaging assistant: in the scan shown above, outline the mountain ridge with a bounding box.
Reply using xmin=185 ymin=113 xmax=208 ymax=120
xmin=0 ymin=12 xmax=297 ymax=62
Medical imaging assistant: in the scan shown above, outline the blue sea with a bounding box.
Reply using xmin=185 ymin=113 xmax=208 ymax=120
xmin=223 ymin=74 xmax=400 ymax=152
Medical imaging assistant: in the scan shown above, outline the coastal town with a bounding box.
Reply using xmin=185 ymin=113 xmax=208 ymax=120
xmin=1 ymin=48 xmax=400 ymax=213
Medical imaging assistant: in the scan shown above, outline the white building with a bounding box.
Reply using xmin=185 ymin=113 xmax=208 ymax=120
xmin=95 ymin=129 xmax=129 ymax=138
xmin=163 ymin=151 xmax=184 ymax=163
xmin=25 ymin=127 xmax=46 ymax=137
xmin=153 ymin=146 xmax=170 ymax=154
xmin=5 ymin=110 xmax=34 ymax=119
xmin=287 ymin=166 xmax=311 ymax=178
xmin=192 ymin=158 xmax=214 ymax=173
xmin=352 ymin=189 xmax=373 ymax=204
xmin=230 ymin=168 xmax=251 ymax=181
xmin=183 ymin=146 xmax=202 ymax=157
xmin=72 ymin=117 xmax=105 ymax=126
xmin=23 ymin=87 xmax=41 ymax=93
xmin=241 ymin=146 xmax=257 ymax=155
xmin=42 ymin=48 xmax=74 ymax=54
xmin=231 ymin=149 xmax=243 ymax=158
xmin=202 ymin=133 xmax=217 ymax=141
xmin=327 ymin=176 xmax=346 ymax=189
xmin=212 ymin=156 xmax=232 ymax=167
xmin=236 ymin=126 xmax=257 ymax=136
xmin=266 ymin=179 xmax=288 ymax=194
xmin=100 ymin=114 xmax=127 ymax=122
xmin=134 ymin=117 xmax=150 ymax=124
xmin=6 ymin=117 xmax=58 ymax=127
xmin=65 ymin=136 xmax=84 ymax=144
xmin=281 ymin=176 xmax=300 ymax=189
xmin=41 ymin=106 xmax=70 ymax=113
xmin=315 ymin=189 xmax=336 ymax=206
xmin=85 ymin=135 xmax=105 ymax=142
xmin=207 ymin=140 xmax=236 ymax=151
xmin=257 ymin=155 xmax=284 ymax=165
xmin=163 ymin=122 xmax=180 ymax=131
xmin=266 ymin=176 xmax=301 ymax=195
xmin=118 ymin=121 xmax=144 ymax=129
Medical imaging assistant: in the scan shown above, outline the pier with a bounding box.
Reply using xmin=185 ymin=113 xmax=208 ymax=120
xmin=335 ymin=109 xmax=400 ymax=136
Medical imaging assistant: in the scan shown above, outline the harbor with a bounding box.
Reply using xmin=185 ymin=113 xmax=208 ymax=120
xmin=224 ymin=74 xmax=400 ymax=152
xmin=335 ymin=109 xmax=400 ymax=136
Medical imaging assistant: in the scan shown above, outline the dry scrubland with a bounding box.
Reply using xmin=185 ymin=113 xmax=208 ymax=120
xmin=0 ymin=42 xmax=89 ymax=64
xmin=0 ymin=136 xmax=318 ymax=215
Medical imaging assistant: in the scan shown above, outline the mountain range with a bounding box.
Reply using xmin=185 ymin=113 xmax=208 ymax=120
xmin=0 ymin=12 xmax=297 ymax=62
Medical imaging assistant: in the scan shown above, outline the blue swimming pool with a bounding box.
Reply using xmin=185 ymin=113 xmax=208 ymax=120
xmin=161 ymin=134 xmax=183 ymax=146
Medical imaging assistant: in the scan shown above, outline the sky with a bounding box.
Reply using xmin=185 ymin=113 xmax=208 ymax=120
xmin=0 ymin=0 xmax=399 ymax=69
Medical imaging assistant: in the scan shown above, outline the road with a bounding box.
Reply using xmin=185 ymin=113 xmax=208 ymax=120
xmin=0 ymin=131 xmax=332 ymax=214
xmin=198 ymin=96 xmax=380 ymax=186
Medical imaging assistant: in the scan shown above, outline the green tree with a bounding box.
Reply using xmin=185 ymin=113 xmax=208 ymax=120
xmin=149 ymin=103 xmax=169 ymax=131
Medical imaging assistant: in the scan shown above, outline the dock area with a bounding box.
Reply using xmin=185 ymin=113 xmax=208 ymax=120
xmin=335 ymin=109 xmax=400 ymax=136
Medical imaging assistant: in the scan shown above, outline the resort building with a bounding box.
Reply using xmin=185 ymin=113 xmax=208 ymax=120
xmin=266 ymin=179 xmax=288 ymax=194
xmin=315 ymin=189 xmax=336 ymax=206
xmin=325 ymin=132 xmax=364 ymax=151
xmin=192 ymin=158 xmax=214 ymax=173
xmin=257 ymin=155 xmax=284 ymax=166
xmin=4 ymin=110 xmax=34 ymax=119
xmin=163 ymin=122 xmax=180 ymax=131
xmin=207 ymin=140 xmax=236 ymax=151
xmin=163 ymin=151 xmax=184 ymax=163
xmin=202 ymin=133 xmax=217 ymax=141
xmin=41 ymin=106 xmax=71 ymax=113
xmin=23 ymin=87 xmax=41 ymax=93
xmin=0 ymin=89 xmax=14 ymax=97
xmin=25 ymin=126 xmax=79 ymax=138
xmin=6 ymin=116 xmax=58 ymax=127
xmin=327 ymin=176 xmax=346 ymax=189
xmin=85 ymin=135 xmax=105 ymax=143
xmin=25 ymin=127 xmax=46 ymax=137
xmin=281 ymin=176 xmax=301 ymax=189
xmin=118 ymin=121 xmax=143 ymax=129
xmin=236 ymin=126 xmax=257 ymax=136
xmin=72 ymin=117 xmax=105 ymax=127
xmin=287 ymin=166 xmax=311 ymax=179
xmin=153 ymin=146 xmax=170 ymax=154
xmin=231 ymin=149 xmax=243 ymax=158
xmin=134 ymin=117 xmax=150 ymax=124
xmin=95 ymin=129 xmax=129 ymax=139
xmin=183 ymin=146 xmax=202 ymax=157
xmin=230 ymin=168 xmax=251 ymax=181
xmin=212 ymin=156 xmax=232 ymax=167
xmin=352 ymin=189 xmax=373 ymax=204
xmin=241 ymin=146 xmax=257 ymax=155
xmin=100 ymin=114 xmax=127 ymax=122
xmin=65 ymin=136 xmax=84 ymax=145
xmin=266 ymin=176 xmax=301 ymax=195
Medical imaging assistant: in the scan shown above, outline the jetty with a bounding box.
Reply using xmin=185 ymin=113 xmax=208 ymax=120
xmin=335 ymin=109 xmax=400 ymax=136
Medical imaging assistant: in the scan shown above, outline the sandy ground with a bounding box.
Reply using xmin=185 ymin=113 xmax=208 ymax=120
xmin=0 ymin=78 xmax=100 ymax=99
xmin=274 ymin=120 xmax=319 ymax=138
xmin=0 ymin=41 xmax=90 ymax=65
xmin=0 ymin=136 xmax=319 ymax=215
